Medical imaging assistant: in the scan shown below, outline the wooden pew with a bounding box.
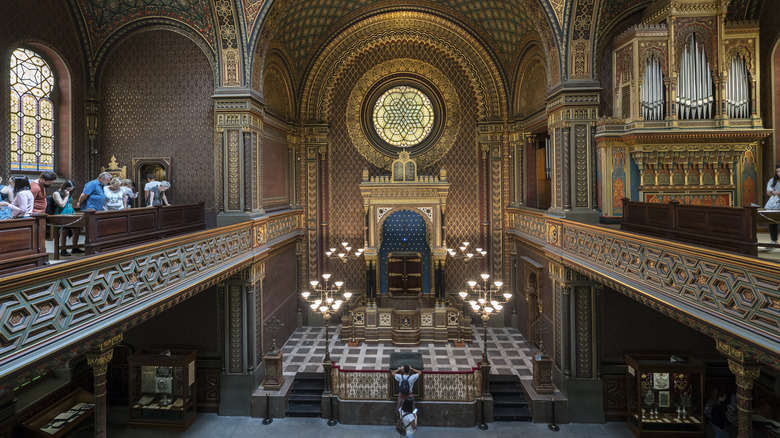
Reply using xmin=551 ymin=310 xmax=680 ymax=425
xmin=0 ymin=215 xmax=48 ymax=276
xmin=621 ymin=198 xmax=757 ymax=256
xmin=82 ymin=203 xmax=205 ymax=255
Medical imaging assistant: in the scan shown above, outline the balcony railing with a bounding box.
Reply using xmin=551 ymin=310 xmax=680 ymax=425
xmin=331 ymin=363 xmax=482 ymax=401
xmin=507 ymin=207 xmax=780 ymax=368
xmin=0 ymin=210 xmax=303 ymax=391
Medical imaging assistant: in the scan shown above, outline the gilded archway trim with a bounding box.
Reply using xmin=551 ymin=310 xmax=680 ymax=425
xmin=301 ymin=10 xmax=507 ymax=122
xmin=376 ymin=207 xmax=433 ymax=250
xmin=346 ymin=59 xmax=460 ymax=169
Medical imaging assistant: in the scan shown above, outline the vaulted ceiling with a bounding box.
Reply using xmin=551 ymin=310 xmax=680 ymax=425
xmin=268 ymin=0 xmax=539 ymax=74
xmin=70 ymin=0 xmax=769 ymax=85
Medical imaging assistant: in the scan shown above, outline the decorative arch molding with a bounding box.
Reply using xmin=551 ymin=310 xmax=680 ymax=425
xmin=93 ymin=21 xmax=218 ymax=88
xmin=512 ymin=43 xmax=549 ymax=118
xmin=262 ymin=50 xmax=295 ymax=121
xmin=300 ymin=11 xmax=508 ymax=123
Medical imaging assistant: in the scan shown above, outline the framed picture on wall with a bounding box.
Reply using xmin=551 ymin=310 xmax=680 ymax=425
xmin=658 ymin=390 xmax=670 ymax=408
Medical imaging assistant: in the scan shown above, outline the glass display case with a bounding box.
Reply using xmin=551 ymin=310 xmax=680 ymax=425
xmin=128 ymin=349 xmax=197 ymax=431
xmin=625 ymin=354 xmax=706 ymax=437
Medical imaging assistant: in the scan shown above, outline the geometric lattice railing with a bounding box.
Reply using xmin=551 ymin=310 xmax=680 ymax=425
xmin=508 ymin=208 xmax=780 ymax=369
xmin=0 ymin=210 xmax=303 ymax=390
xmin=331 ymin=364 xmax=482 ymax=401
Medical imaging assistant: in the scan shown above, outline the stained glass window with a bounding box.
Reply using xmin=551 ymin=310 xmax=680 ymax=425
xmin=10 ymin=48 xmax=54 ymax=172
xmin=373 ymin=86 xmax=434 ymax=147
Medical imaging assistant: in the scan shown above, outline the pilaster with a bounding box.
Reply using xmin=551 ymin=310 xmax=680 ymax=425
xmin=477 ymin=122 xmax=505 ymax=279
xmin=546 ymin=86 xmax=600 ymax=224
xmin=303 ymin=124 xmax=329 ymax=286
xmin=214 ymin=93 xmax=265 ymax=225
xmin=218 ymin=264 xmax=265 ymax=416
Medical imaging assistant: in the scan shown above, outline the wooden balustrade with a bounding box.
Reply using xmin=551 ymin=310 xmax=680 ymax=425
xmin=82 ymin=203 xmax=205 ymax=255
xmin=621 ymin=198 xmax=757 ymax=256
xmin=0 ymin=215 xmax=48 ymax=276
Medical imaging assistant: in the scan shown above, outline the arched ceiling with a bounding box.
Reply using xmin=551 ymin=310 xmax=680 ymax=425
xmin=269 ymin=0 xmax=541 ymax=75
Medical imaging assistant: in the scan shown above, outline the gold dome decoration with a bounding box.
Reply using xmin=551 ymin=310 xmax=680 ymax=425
xmin=346 ymin=58 xmax=459 ymax=170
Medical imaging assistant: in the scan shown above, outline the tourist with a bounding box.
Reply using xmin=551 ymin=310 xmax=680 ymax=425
xmin=392 ymin=364 xmax=421 ymax=412
xmin=0 ymin=176 xmax=34 ymax=218
xmin=29 ymin=171 xmax=57 ymax=214
xmin=52 ymin=180 xmax=82 ymax=256
xmin=121 ymin=179 xmax=137 ymax=208
xmin=765 ymin=165 xmax=780 ymax=245
xmin=144 ymin=173 xmax=161 ymax=206
xmin=103 ymin=177 xmax=127 ymax=210
xmin=76 ymin=172 xmax=112 ymax=211
xmin=708 ymin=388 xmax=729 ymax=438
xmin=398 ymin=397 xmax=418 ymax=437
xmin=148 ymin=180 xmax=170 ymax=207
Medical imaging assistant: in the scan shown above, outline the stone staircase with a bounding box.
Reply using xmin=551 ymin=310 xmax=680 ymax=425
xmin=490 ymin=374 xmax=532 ymax=421
xmin=284 ymin=372 xmax=324 ymax=418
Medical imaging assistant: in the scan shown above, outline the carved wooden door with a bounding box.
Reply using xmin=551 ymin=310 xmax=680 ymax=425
xmin=387 ymin=252 xmax=422 ymax=296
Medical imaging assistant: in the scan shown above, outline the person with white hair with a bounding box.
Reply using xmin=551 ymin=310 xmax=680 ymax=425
xmin=76 ymin=172 xmax=112 ymax=211
xmin=148 ymin=180 xmax=171 ymax=207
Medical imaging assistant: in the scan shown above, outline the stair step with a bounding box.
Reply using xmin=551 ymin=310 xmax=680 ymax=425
xmin=494 ymin=406 xmax=533 ymax=422
xmin=284 ymin=402 xmax=322 ymax=418
xmin=289 ymin=393 xmax=322 ymax=403
xmin=490 ymin=375 xmax=521 ymax=383
xmin=292 ymin=372 xmax=325 ymax=381
xmin=493 ymin=394 xmax=528 ymax=405
xmin=290 ymin=381 xmax=325 ymax=393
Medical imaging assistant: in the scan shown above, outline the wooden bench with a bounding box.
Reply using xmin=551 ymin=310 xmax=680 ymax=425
xmin=0 ymin=215 xmax=48 ymax=276
xmin=82 ymin=203 xmax=206 ymax=255
xmin=621 ymin=198 xmax=757 ymax=256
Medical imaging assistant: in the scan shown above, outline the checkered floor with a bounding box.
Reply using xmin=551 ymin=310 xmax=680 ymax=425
xmin=281 ymin=326 xmax=534 ymax=380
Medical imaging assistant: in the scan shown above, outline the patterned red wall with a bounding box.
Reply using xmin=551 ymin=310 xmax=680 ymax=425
xmin=327 ymin=42 xmax=480 ymax=292
xmin=263 ymin=124 xmax=289 ymax=207
xmin=0 ymin=0 xmax=87 ymax=183
xmin=98 ymin=30 xmax=215 ymax=211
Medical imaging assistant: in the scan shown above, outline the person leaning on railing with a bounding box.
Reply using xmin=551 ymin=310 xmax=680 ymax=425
xmin=52 ymin=180 xmax=83 ymax=256
xmin=148 ymin=180 xmax=171 ymax=207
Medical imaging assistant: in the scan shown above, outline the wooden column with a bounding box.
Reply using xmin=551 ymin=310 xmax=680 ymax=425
xmin=85 ymin=334 xmax=122 ymax=438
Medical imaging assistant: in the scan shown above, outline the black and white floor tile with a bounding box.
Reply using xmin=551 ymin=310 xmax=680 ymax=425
xmin=281 ymin=326 xmax=535 ymax=380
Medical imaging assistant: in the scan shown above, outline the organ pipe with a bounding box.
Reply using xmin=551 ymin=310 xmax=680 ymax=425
xmin=726 ymin=56 xmax=749 ymax=118
xmin=641 ymin=57 xmax=664 ymax=120
xmin=676 ymin=34 xmax=713 ymax=119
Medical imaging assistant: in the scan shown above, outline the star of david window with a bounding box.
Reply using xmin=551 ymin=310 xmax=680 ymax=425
xmin=362 ymin=78 xmax=445 ymax=158
xmin=372 ymin=86 xmax=434 ymax=147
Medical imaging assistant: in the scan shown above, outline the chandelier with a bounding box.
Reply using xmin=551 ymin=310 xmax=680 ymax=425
xmin=301 ymin=274 xmax=353 ymax=367
xmin=447 ymin=241 xmax=486 ymax=261
xmin=325 ymin=241 xmax=364 ymax=264
xmin=458 ymin=273 xmax=512 ymax=364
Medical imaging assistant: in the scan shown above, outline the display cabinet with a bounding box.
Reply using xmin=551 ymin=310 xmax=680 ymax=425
xmin=128 ymin=349 xmax=197 ymax=431
xmin=625 ymin=354 xmax=706 ymax=437
xmin=21 ymin=388 xmax=94 ymax=438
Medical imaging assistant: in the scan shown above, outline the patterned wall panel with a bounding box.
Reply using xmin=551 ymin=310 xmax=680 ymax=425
xmin=99 ymin=30 xmax=216 ymax=212
xmin=0 ymin=0 xmax=87 ymax=183
xmin=263 ymin=124 xmax=289 ymax=207
xmin=327 ymin=42 xmax=479 ymax=294
xmin=262 ymin=245 xmax=298 ymax=356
